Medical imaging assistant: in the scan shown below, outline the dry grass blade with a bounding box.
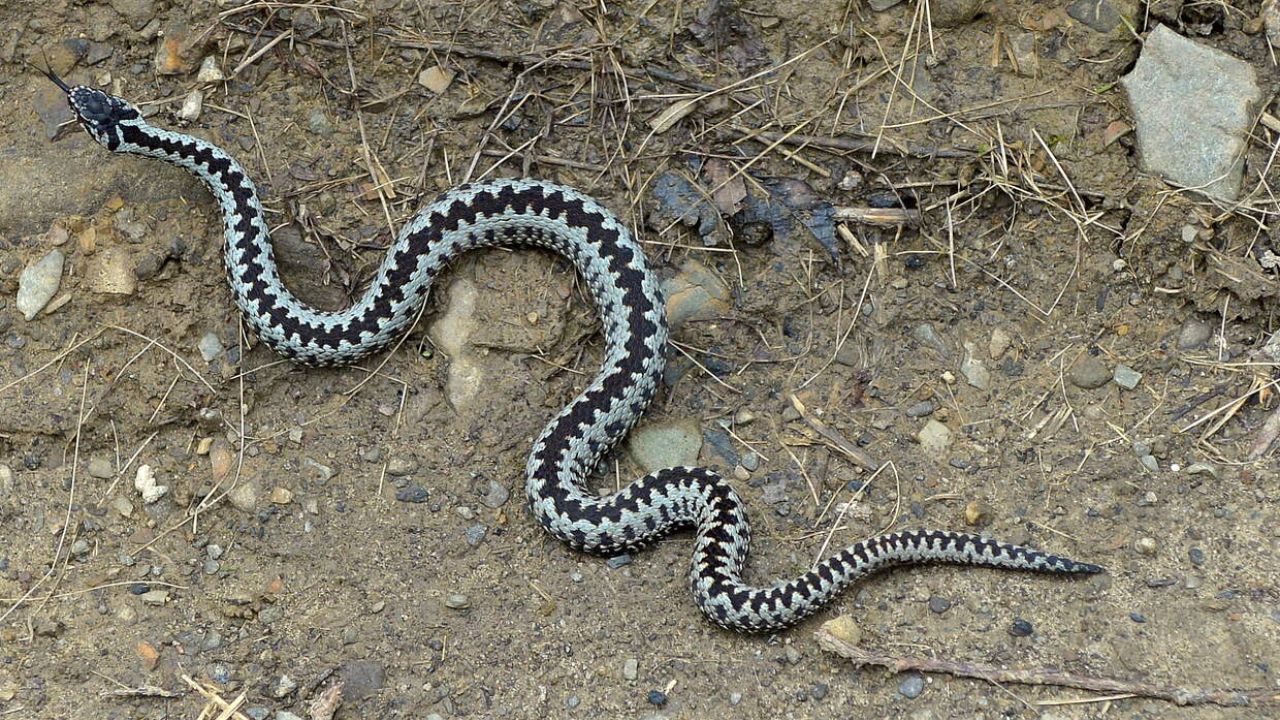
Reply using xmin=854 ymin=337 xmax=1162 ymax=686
xmin=816 ymin=624 xmax=1280 ymax=708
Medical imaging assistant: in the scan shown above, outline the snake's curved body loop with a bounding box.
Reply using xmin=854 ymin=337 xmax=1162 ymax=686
xmin=52 ymin=78 xmax=1101 ymax=632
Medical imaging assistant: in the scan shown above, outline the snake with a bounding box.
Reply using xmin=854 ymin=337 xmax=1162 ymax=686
xmin=44 ymin=69 xmax=1101 ymax=633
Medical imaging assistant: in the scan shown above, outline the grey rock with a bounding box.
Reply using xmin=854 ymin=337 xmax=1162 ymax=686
xmin=1139 ymin=455 xmax=1159 ymax=473
xmin=482 ymin=479 xmax=510 ymax=508
xmin=386 ymin=455 xmax=419 ymax=476
xmin=445 ymin=594 xmax=471 ymax=609
xmin=395 ymin=484 xmax=429 ymax=503
xmin=930 ymin=0 xmax=983 ymax=27
xmin=109 ymin=0 xmax=159 ymax=30
xmin=868 ymin=0 xmax=903 ymax=10
xmin=605 ymin=554 xmax=633 ymax=569
xmin=87 ymin=457 xmax=114 ymax=479
xmin=464 ymin=524 xmax=487 ymax=546
xmin=198 ymin=332 xmax=225 ymax=362
xmin=905 ymin=400 xmax=935 ymax=418
xmin=915 ymin=419 xmax=952 ymax=455
xmin=1068 ymin=355 xmax=1111 ymax=389
xmin=1008 ymin=618 xmax=1034 ymax=637
xmin=627 ymin=419 xmax=702 ymax=473
xmin=898 ymin=673 xmax=925 ymax=698
xmin=623 ymin=658 xmax=639 ymax=680
xmin=1068 ymin=0 xmax=1136 ymax=32
xmin=303 ymin=457 xmax=335 ymax=482
xmin=17 ymin=249 xmax=64 ymax=320
xmin=1121 ymin=25 xmax=1261 ymax=201
xmin=911 ymin=323 xmax=948 ymax=354
xmin=1114 ymin=364 xmax=1142 ymax=390
xmin=271 ymin=674 xmax=297 ymax=698
xmin=307 ymin=109 xmax=333 ymax=135
xmin=1178 ymin=317 xmax=1213 ymax=350
xmin=276 ymin=712 xmax=303 ymax=720
xmin=740 ymin=451 xmax=760 ymax=472
xmin=960 ymin=341 xmax=990 ymax=390
xmin=928 ymin=596 xmax=952 ymax=614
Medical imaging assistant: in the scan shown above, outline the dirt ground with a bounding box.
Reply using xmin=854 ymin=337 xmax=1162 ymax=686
xmin=1 ymin=1 xmax=1279 ymax=718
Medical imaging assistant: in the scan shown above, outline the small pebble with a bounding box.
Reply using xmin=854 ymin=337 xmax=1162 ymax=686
xmin=812 ymin=682 xmax=829 ymax=700
xmin=444 ymin=594 xmax=470 ymax=609
xmin=386 ymin=456 xmax=419 ymax=476
xmin=623 ymin=658 xmax=638 ymax=681
xmin=303 ymin=457 xmax=335 ymax=482
xmin=566 ymin=695 xmax=580 ymax=709
xmin=1189 ymin=547 xmax=1206 ymax=566
xmin=963 ymin=500 xmax=989 ymax=526
xmin=605 ymin=554 xmax=632 ymax=569
xmin=482 ymin=479 xmax=509 ymax=508
xmin=464 ymin=524 xmax=487 ymax=546
xmin=395 ymin=485 xmax=429 ymax=503
xmin=1114 ymin=364 xmax=1142 ymax=390
xmin=196 ymin=56 xmax=225 ymax=82
xmin=1178 ymin=317 xmax=1213 ymax=350
xmin=1130 ymin=612 xmax=1147 ymax=623
xmin=898 ymin=673 xmax=925 ymax=698
xmin=1008 ymin=618 xmax=1034 ymax=637
xmin=647 ymin=690 xmax=667 ymax=707
xmin=927 ymin=596 xmax=952 ymax=614
xmin=1134 ymin=537 xmax=1158 ymax=556
xmin=1068 ymin=355 xmax=1111 ymax=389
xmin=905 ymin=400 xmax=935 ymax=418
xmin=272 ymin=674 xmax=297 ymax=698
xmin=729 ymin=691 xmax=743 ymax=705
xmin=740 ymin=451 xmax=760 ymax=472
xmin=178 ymin=89 xmax=204 ymax=121
xmin=784 ymin=645 xmax=801 ymax=665
xmin=87 ymin=457 xmax=114 ymax=479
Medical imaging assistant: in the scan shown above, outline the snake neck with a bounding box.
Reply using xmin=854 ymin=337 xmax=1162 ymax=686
xmin=115 ymin=118 xmax=389 ymax=364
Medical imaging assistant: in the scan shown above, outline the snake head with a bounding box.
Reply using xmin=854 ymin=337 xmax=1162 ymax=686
xmin=39 ymin=66 xmax=140 ymax=149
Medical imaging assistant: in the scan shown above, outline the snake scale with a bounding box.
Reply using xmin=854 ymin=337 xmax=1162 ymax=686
xmin=45 ymin=70 xmax=1100 ymax=632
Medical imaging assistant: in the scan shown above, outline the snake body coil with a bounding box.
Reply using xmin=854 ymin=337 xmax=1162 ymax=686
xmin=51 ymin=76 xmax=1101 ymax=632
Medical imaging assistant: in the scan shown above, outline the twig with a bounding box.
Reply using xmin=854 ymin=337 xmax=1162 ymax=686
xmin=723 ymin=128 xmax=975 ymax=159
xmin=786 ymin=395 xmax=879 ymax=472
xmin=833 ymin=206 xmax=922 ymax=227
xmin=815 ymin=625 xmax=1280 ymax=708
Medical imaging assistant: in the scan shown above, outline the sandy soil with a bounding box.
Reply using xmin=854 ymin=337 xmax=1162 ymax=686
xmin=1 ymin=1 xmax=1278 ymax=718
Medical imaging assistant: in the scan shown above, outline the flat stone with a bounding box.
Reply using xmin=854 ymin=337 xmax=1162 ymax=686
xmin=959 ymin=342 xmax=990 ymax=390
xmin=915 ymin=419 xmax=952 ymax=455
xmin=1068 ymin=355 xmax=1111 ymax=389
xmin=626 ymin=418 xmax=703 ymax=473
xmin=17 ymin=249 xmax=64 ymax=320
xmin=1178 ymin=317 xmax=1213 ymax=350
xmin=1121 ymin=25 xmax=1261 ymax=201
xmin=1113 ymin=364 xmax=1142 ymax=390
xmin=661 ymin=260 xmax=732 ymax=331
